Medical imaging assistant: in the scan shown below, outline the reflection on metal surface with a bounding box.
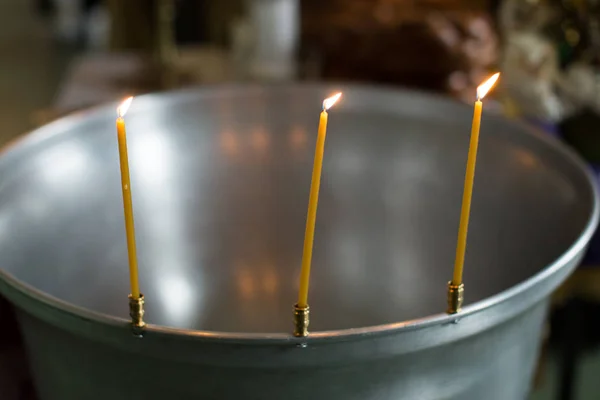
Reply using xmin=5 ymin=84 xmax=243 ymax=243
xmin=159 ymin=275 xmax=195 ymax=326
xmin=18 ymin=197 xmax=47 ymax=221
xmin=38 ymin=142 xmax=90 ymax=186
xmin=130 ymin=131 xmax=172 ymax=184
xmin=219 ymin=130 xmax=239 ymax=157
xmin=334 ymin=149 xmax=364 ymax=175
xmin=236 ymin=264 xmax=256 ymax=300
xmin=513 ymin=148 xmax=539 ymax=169
xmin=0 ymin=211 xmax=10 ymax=242
xmin=251 ymin=128 xmax=270 ymax=152
xmin=289 ymin=126 xmax=308 ymax=150
xmin=335 ymin=230 xmax=363 ymax=281
xmin=262 ymin=264 xmax=279 ymax=295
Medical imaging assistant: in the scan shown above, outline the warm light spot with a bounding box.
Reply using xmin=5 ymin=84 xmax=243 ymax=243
xmin=289 ymin=127 xmax=308 ymax=149
xmin=220 ymin=130 xmax=239 ymax=156
xmin=515 ymin=149 xmax=538 ymax=168
xmin=476 ymin=73 xmax=500 ymax=100
xmin=263 ymin=266 xmax=278 ymax=294
xmin=117 ymin=96 xmax=134 ymax=118
xmin=323 ymin=92 xmax=342 ymax=110
xmin=251 ymin=128 xmax=269 ymax=152
xmin=237 ymin=265 xmax=255 ymax=299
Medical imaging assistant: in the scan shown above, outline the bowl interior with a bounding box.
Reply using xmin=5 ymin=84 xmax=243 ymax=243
xmin=0 ymin=85 xmax=594 ymax=333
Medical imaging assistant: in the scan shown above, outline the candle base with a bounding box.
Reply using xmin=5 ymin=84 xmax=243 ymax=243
xmin=293 ymin=304 xmax=310 ymax=337
xmin=128 ymin=293 xmax=146 ymax=336
xmin=446 ymin=282 xmax=465 ymax=314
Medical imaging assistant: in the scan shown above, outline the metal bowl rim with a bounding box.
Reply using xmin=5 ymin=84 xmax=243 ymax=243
xmin=0 ymin=83 xmax=597 ymax=343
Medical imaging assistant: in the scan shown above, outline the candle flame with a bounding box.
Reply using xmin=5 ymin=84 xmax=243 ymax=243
xmin=117 ymin=97 xmax=134 ymax=118
xmin=323 ymin=92 xmax=342 ymax=111
xmin=476 ymin=73 xmax=500 ymax=100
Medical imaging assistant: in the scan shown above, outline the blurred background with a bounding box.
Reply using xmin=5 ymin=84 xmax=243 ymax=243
xmin=2 ymin=0 xmax=600 ymax=399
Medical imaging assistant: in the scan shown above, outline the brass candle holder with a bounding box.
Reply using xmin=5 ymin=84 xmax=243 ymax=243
xmin=293 ymin=304 xmax=310 ymax=338
xmin=446 ymin=282 xmax=465 ymax=314
xmin=129 ymin=293 xmax=146 ymax=336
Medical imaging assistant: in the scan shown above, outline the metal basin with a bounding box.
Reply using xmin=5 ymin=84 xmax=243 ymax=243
xmin=0 ymin=84 xmax=596 ymax=399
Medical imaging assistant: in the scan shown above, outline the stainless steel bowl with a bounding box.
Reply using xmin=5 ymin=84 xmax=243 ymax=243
xmin=0 ymin=84 xmax=597 ymax=400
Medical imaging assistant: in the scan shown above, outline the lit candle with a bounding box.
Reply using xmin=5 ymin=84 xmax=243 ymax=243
xmin=116 ymin=97 xmax=141 ymax=300
xmin=448 ymin=73 xmax=500 ymax=314
xmin=297 ymin=92 xmax=342 ymax=309
xmin=452 ymin=73 xmax=500 ymax=285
